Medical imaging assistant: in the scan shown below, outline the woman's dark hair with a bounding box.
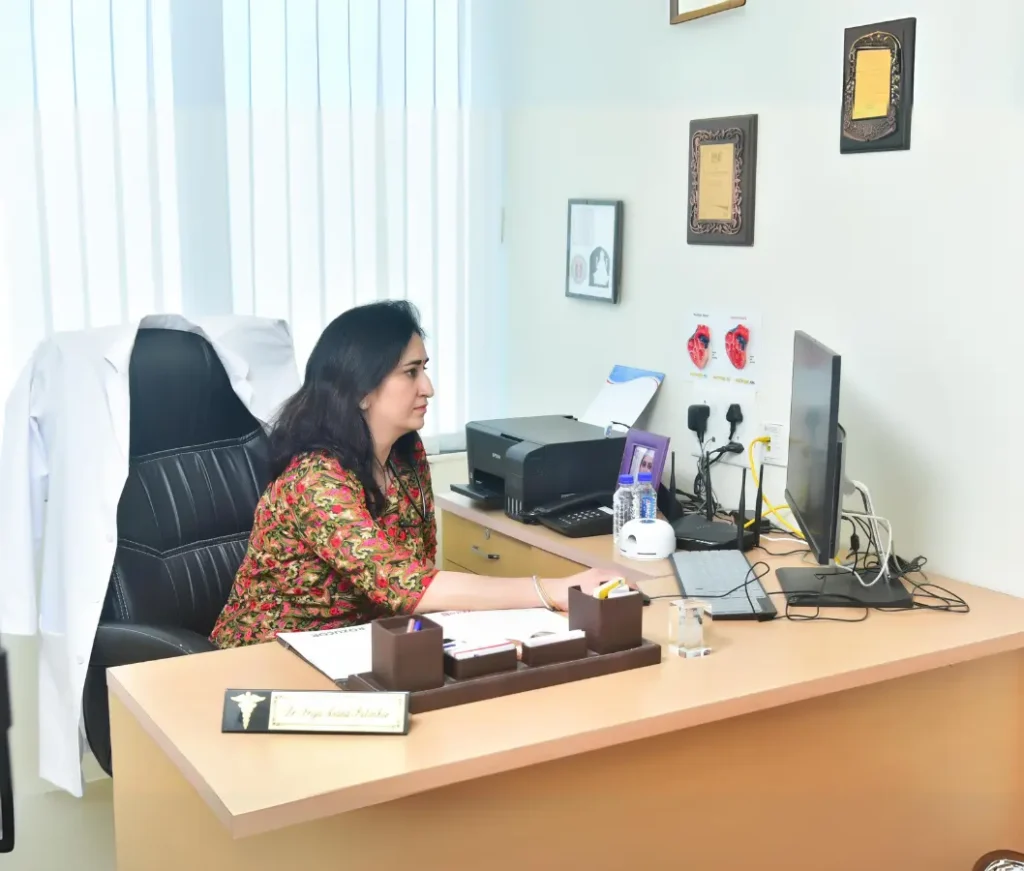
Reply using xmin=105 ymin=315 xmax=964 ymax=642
xmin=269 ymin=300 xmax=425 ymax=517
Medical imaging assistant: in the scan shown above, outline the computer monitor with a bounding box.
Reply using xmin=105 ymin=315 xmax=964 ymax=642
xmin=775 ymin=331 xmax=911 ymax=608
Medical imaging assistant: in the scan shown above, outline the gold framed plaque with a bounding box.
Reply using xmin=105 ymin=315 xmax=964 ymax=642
xmin=840 ymin=18 xmax=917 ymax=153
xmin=670 ymin=0 xmax=746 ymax=24
xmin=686 ymin=114 xmax=758 ymax=247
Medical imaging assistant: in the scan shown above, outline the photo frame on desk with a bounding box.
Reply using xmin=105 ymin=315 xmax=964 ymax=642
xmin=670 ymin=0 xmax=746 ymax=25
xmin=840 ymin=18 xmax=917 ymax=154
xmin=687 ymin=114 xmax=758 ymax=246
xmin=565 ymin=199 xmax=623 ymax=305
xmin=620 ymin=430 xmax=670 ymax=488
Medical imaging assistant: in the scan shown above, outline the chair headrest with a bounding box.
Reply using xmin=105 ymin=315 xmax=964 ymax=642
xmin=128 ymin=328 xmax=261 ymax=457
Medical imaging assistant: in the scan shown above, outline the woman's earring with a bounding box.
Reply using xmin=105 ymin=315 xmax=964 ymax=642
xmin=359 ymin=401 xmax=369 ymax=411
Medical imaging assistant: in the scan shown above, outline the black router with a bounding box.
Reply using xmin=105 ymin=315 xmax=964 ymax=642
xmin=673 ymin=456 xmax=764 ymax=552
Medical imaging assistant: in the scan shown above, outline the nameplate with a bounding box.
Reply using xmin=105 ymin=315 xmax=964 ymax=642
xmin=221 ymin=688 xmax=410 ymax=735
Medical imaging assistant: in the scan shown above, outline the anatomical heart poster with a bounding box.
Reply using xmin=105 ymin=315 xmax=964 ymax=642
xmin=684 ymin=310 xmax=760 ymax=389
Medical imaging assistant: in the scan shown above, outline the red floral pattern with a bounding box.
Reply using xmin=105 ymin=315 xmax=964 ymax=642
xmin=209 ymin=442 xmax=437 ymax=648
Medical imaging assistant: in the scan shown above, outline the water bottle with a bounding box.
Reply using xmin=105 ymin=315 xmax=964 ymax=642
xmin=612 ymin=474 xmax=635 ymax=546
xmin=635 ymin=472 xmax=658 ymax=521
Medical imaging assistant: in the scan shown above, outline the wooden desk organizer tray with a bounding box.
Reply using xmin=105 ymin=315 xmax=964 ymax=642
xmin=346 ymin=587 xmax=661 ymax=713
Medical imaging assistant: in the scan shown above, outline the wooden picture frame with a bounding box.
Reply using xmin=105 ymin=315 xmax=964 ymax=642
xmin=565 ymin=199 xmax=624 ymax=305
xmin=840 ymin=18 xmax=917 ymax=154
xmin=670 ymin=0 xmax=746 ymax=25
xmin=686 ymin=114 xmax=758 ymax=247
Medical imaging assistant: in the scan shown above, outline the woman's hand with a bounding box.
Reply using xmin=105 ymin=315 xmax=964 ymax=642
xmin=545 ymin=568 xmax=631 ymax=611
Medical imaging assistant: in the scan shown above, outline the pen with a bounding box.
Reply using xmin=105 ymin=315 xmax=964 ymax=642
xmin=406 ymin=619 xmax=422 ymax=633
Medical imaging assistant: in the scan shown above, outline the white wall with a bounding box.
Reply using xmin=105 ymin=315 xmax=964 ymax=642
xmin=496 ymin=0 xmax=1024 ymax=595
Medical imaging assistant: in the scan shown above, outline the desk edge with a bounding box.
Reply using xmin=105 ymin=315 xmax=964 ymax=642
xmin=115 ymin=629 xmax=1024 ymax=839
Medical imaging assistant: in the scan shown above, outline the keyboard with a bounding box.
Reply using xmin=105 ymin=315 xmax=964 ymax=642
xmin=671 ymin=550 xmax=777 ymax=621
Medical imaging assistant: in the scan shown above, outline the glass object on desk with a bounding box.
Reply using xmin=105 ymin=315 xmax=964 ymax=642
xmin=668 ymin=600 xmax=710 ymax=657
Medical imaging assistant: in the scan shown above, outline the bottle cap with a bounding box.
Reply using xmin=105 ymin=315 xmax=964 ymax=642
xmin=618 ymin=474 xmax=634 ymax=486
xmin=638 ymin=473 xmax=653 ymax=483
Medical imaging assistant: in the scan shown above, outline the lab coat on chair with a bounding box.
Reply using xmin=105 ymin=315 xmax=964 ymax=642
xmin=0 ymin=314 xmax=301 ymax=797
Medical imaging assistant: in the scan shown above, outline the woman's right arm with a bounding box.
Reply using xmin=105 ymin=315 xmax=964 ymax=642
xmin=286 ymin=464 xmax=626 ymax=615
xmin=414 ymin=567 xmax=625 ymax=614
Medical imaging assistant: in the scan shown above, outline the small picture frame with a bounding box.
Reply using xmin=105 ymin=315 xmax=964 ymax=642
xmin=620 ymin=430 xmax=671 ymax=487
xmin=565 ymin=199 xmax=624 ymax=305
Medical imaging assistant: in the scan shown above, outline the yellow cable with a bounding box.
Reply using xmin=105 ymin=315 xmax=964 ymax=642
xmin=743 ymin=437 xmax=804 ymax=538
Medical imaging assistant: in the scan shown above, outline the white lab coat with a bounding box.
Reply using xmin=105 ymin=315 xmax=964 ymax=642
xmin=0 ymin=314 xmax=300 ymax=796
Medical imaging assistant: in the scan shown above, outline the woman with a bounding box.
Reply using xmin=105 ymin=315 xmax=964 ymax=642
xmin=210 ymin=301 xmax=621 ymax=648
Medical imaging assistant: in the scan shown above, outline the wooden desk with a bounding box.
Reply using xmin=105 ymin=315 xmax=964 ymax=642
xmin=108 ymin=495 xmax=1024 ymax=870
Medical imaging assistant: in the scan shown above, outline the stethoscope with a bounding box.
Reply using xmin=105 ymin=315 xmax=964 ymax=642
xmin=387 ymin=459 xmax=428 ymax=526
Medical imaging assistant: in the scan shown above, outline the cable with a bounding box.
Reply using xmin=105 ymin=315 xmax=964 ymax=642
xmin=744 ymin=437 xmax=804 ymax=538
xmin=840 ymin=510 xmax=893 ymax=588
xmin=849 ymin=481 xmax=887 ymax=581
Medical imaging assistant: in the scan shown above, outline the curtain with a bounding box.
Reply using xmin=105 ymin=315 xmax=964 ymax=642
xmin=0 ymin=0 xmax=490 ymax=454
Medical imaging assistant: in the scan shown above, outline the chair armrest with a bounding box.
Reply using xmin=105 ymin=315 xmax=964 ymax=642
xmin=90 ymin=622 xmax=217 ymax=669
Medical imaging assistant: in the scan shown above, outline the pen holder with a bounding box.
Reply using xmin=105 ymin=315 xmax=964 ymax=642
xmin=568 ymin=585 xmax=643 ymax=655
xmin=444 ymin=647 xmax=518 ymax=681
xmin=371 ymin=616 xmax=444 ymax=692
xmin=520 ymin=634 xmax=589 ymax=668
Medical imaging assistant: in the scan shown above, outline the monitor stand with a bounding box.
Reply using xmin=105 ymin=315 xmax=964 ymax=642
xmin=776 ymin=564 xmax=914 ymax=609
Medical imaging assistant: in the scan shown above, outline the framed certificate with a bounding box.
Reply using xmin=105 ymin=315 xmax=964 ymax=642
xmin=670 ymin=0 xmax=746 ymax=25
xmin=686 ymin=114 xmax=758 ymax=247
xmin=840 ymin=18 xmax=917 ymax=153
xmin=565 ymin=199 xmax=624 ymax=304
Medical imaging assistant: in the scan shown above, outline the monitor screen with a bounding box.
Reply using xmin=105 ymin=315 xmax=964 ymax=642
xmin=785 ymin=331 xmax=842 ymax=564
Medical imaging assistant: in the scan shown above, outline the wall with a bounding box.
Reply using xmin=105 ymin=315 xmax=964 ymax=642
xmin=496 ymin=0 xmax=1024 ymax=594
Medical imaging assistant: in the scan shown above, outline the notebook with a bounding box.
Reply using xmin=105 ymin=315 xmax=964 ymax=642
xmin=276 ymin=609 xmax=571 ymax=685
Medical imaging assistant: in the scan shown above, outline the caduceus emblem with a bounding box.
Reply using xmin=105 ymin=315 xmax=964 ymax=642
xmin=230 ymin=691 xmax=266 ymax=730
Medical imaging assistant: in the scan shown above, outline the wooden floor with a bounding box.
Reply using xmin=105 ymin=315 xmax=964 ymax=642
xmin=112 ymin=649 xmax=1024 ymax=871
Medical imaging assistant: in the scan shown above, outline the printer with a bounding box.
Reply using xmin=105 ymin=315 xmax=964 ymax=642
xmin=453 ymin=415 xmax=626 ymax=521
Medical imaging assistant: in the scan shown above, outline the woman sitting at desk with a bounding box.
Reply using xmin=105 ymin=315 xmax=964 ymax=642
xmin=210 ymin=301 xmax=619 ymax=648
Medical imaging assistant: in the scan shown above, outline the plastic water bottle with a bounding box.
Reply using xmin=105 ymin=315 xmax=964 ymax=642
xmin=635 ymin=472 xmax=658 ymax=521
xmin=612 ymin=474 xmax=635 ymax=546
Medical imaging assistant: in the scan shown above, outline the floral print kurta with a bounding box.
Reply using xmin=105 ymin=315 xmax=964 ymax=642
xmin=209 ymin=443 xmax=437 ymax=648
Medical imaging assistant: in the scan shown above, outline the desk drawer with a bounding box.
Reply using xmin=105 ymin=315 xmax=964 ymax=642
xmin=441 ymin=512 xmax=584 ymax=579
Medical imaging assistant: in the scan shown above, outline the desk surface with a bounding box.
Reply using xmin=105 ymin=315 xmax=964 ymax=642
xmin=108 ymin=497 xmax=1024 ymax=840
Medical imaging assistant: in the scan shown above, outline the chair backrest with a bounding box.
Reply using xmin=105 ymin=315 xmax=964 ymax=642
xmin=100 ymin=328 xmax=271 ymax=636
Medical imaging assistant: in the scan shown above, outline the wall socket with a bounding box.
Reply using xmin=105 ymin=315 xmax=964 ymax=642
xmin=762 ymin=422 xmax=788 ymax=467
xmin=688 ymin=390 xmax=761 ymax=470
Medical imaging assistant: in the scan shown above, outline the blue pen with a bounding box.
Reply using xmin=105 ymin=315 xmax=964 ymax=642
xmin=413 ymin=619 xmax=422 ymax=632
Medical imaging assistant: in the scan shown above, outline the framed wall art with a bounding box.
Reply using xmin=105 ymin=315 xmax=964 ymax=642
xmin=565 ymin=199 xmax=624 ymax=304
xmin=840 ymin=17 xmax=917 ymax=154
xmin=686 ymin=113 xmax=758 ymax=247
xmin=670 ymin=0 xmax=746 ymax=25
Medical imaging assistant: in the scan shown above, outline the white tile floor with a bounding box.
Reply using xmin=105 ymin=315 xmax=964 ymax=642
xmin=9 ymin=779 xmax=114 ymax=871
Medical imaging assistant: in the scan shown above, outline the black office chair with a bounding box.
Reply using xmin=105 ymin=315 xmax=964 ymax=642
xmin=82 ymin=328 xmax=273 ymax=775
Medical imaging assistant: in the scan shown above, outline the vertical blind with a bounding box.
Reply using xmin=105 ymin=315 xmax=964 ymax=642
xmin=0 ymin=0 xmax=474 ymax=451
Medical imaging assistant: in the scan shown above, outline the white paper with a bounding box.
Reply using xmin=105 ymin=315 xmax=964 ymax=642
xmin=580 ymin=364 xmax=665 ymax=430
xmin=276 ymin=624 xmax=372 ymax=682
xmin=428 ymin=609 xmax=570 ymax=645
xmin=276 ymin=610 xmax=572 ymax=681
